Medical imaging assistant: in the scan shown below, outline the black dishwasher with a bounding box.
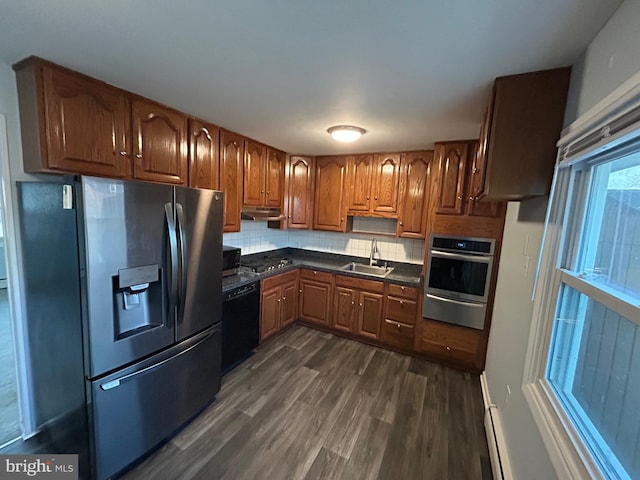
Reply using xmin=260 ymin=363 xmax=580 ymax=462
xmin=222 ymin=281 xmax=260 ymax=374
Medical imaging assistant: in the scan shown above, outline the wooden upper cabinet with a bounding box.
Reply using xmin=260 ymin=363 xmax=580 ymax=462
xmin=435 ymin=142 xmax=468 ymax=215
xmin=188 ymin=118 xmax=219 ymax=190
xmin=314 ymin=156 xmax=348 ymax=232
xmin=474 ymin=67 xmax=571 ymax=201
xmin=243 ymin=140 xmax=267 ymax=206
xmin=220 ymin=130 xmax=244 ymax=233
xmin=466 ymin=142 xmax=504 ymax=218
xmin=265 ymin=148 xmax=285 ymax=207
xmin=397 ymin=151 xmax=433 ymax=238
xmin=372 ymin=154 xmax=400 ymax=214
xmin=287 ymin=156 xmax=315 ymax=229
xmin=14 ymin=59 xmax=132 ymax=178
xmin=470 ymin=101 xmax=493 ymax=202
xmin=348 ymin=154 xmax=374 ymax=212
xmin=132 ymin=99 xmax=188 ymax=185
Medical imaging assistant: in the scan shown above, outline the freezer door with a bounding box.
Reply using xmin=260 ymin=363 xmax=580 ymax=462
xmin=174 ymin=187 xmax=223 ymax=341
xmin=81 ymin=177 xmax=176 ymax=378
xmin=88 ymin=326 xmax=221 ymax=480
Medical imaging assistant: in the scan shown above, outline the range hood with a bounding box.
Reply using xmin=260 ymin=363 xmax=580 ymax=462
xmin=240 ymin=206 xmax=286 ymax=221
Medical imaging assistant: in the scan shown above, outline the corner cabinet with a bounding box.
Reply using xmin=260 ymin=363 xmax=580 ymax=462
xmin=397 ymin=150 xmax=433 ymax=238
xmin=220 ymin=130 xmax=244 ymax=233
xmin=188 ymin=118 xmax=219 ymax=190
xmin=435 ymin=141 xmax=504 ymax=218
xmin=14 ymin=58 xmax=132 ymax=178
xmin=313 ymin=156 xmax=349 ymax=231
xmin=132 ymin=99 xmax=188 ymax=185
xmin=473 ymin=67 xmax=571 ymax=201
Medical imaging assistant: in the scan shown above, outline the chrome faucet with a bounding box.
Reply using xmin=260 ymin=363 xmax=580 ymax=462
xmin=369 ymin=238 xmax=379 ymax=266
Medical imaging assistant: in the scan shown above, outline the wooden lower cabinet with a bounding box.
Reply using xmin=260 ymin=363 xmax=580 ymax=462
xmin=333 ymin=286 xmax=356 ymax=333
xmin=299 ymin=269 xmax=332 ymax=326
xmin=260 ymin=270 xmax=298 ymax=342
xmin=418 ymin=318 xmax=482 ymax=370
xmin=380 ymin=282 xmax=418 ymax=350
xmin=356 ymin=291 xmax=384 ymax=340
xmin=334 ymin=275 xmax=384 ymax=340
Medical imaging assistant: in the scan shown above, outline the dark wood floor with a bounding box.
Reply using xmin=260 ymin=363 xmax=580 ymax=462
xmin=123 ymin=325 xmax=492 ymax=480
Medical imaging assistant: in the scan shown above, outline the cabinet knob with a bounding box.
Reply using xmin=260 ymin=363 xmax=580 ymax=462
xmin=374 ymin=196 xmax=378 ymax=200
xmin=282 ymin=296 xmax=286 ymax=301
xmin=399 ymin=222 xmax=403 ymax=226
xmin=277 ymin=298 xmax=281 ymax=303
xmin=340 ymin=218 xmax=344 ymax=222
xmin=267 ymin=191 xmax=270 ymax=195
xmin=359 ymin=303 xmax=363 ymax=307
xmin=446 ymin=346 xmax=451 ymax=351
xmin=313 ymin=271 xmax=317 ymax=275
xmin=400 ymin=300 xmax=404 ymax=305
xmin=401 ymin=286 xmax=405 ymax=291
xmin=397 ymin=323 xmax=401 ymax=330
xmin=457 ymin=196 xmax=462 ymax=200
xmin=469 ymin=196 xmax=475 ymax=201
xmin=299 ymin=289 xmax=302 ymax=293
xmin=351 ymin=301 xmax=355 ymax=305
xmin=119 ymin=151 xmax=127 ymax=156
xmin=136 ymin=153 xmax=143 ymax=159
xmin=261 ymin=191 xmax=264 ymax=194
xmin=366 ymin=196 xmax=370 ymax=200
xmin=473 ymin=167 xmax=478 ymax=174
xmin=288 ymin=215 xmax=291 ymax=219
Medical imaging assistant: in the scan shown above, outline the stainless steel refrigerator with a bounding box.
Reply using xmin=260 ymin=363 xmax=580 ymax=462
xmin=17 ymin=176 xmax=223 ymax=479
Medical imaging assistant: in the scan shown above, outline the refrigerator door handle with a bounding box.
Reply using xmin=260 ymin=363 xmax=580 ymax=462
xmin=99 ymin=327 xmax=218 ymax=391
xmin=165 ymin=202 xmax=179 ymax=322
xmin=176 ymin=202 xmax=187 ymax=318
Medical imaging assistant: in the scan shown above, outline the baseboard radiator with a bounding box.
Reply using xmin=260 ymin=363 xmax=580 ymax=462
xmin=481 ymin=373 xmax=513 ymax=480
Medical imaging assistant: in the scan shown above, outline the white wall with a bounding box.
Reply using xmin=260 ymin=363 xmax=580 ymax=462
xmin=484 ymin=0 xmax=640 ymax=478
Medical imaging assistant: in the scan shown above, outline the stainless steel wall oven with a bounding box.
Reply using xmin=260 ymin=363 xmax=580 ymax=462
xmin=423 ymin=234 xmax=495 ymax=330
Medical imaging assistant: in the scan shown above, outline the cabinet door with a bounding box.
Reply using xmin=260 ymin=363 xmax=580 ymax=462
xmin=348 ymin=154 xmax=374 ymax=212
xmin=314 ymin=156 xmax=347 ymax=232
xmin=132 ymin=99 xmax=188 ymax=185
xmin=287 ymin=156 xmax=314 ymax=229
xmin=333 ymin=286 xmax=356 ymax=333
xmin=42 ymin=66 xmax=131 ymax=178
xmin=397 ymin=151 xmax=433 ymax=238
xmin=435 ymin=143 xmax=468 ymax=215
xmin=243 ymin=140 xmax=266 ymax=206
xmin=265 ymin=148 xmax=285 ymax=208
xmin=299 ymin=279 xmax=332 ymax=326
xmin=372 ymin=154 xmax=400 ymax=214
xmin=466 ymin=141 xmax=504 ymax=218
xmin=260 ymin=286 xmax=281 ymax=342
xmin=188 ymin=118 xmax=219 ymax=189
xmin=469 ymin=100 xmax=494 ymax=200
xmin=220 ymin=130 xmax=244 ymax=233
xmin=281 ymin=280 xmax=298 ymax=328
xmin=356 ymin=291 xmax=383 ymax=340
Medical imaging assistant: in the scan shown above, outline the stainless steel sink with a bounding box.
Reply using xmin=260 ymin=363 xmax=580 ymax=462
xmin=339 ymin=262 xmax=394 ymax=278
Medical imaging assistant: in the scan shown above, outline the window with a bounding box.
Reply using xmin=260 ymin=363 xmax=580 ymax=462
xmin=524 ymin=85 xmax=640 ymax=480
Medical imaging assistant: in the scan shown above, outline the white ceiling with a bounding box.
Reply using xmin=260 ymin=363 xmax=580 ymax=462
xmin=0 ymin=1 xmax=623 ymax=155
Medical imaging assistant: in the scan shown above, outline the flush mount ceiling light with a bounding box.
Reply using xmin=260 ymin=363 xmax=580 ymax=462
xmin=327 ymin=125 xmax=366 ymax=143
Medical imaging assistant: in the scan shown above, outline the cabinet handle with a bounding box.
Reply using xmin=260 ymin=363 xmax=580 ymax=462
xmin=119 ymin=151 xmax=127 ymax=156
xmin=136 ymin=153 xmax=143 ymax=159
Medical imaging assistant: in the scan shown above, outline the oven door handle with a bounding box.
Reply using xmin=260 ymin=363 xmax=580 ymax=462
xmin=430 ymin=250 xmax=492 ymax=263
xmin=426 ymin=293 xmax=486 ymax=308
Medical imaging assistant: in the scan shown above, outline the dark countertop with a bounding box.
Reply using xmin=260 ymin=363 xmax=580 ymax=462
xmin=222 ymin=248 xmax=423 ymax=292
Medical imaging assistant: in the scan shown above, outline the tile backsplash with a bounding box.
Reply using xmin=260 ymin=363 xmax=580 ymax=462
xmin=223 ymin=219 xmax=425 ymax=265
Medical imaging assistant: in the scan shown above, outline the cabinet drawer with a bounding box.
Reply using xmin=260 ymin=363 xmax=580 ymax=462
xmin=385 ymin=297 xmax=417 ymax=325
xmin=262 ymin=269 xmax=298 ymax=291
xmin=419 ymin=319 xmax=480 ymax=365
xmin=387 ymin=283 xmax=418 ymax=299
xmin=380 ymin=319 xmax=415 ymax=351
xmin=335 ymin=274 xmax=384 ymax=293
xmin=299 ymin=268 xmax=332 ymax=283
